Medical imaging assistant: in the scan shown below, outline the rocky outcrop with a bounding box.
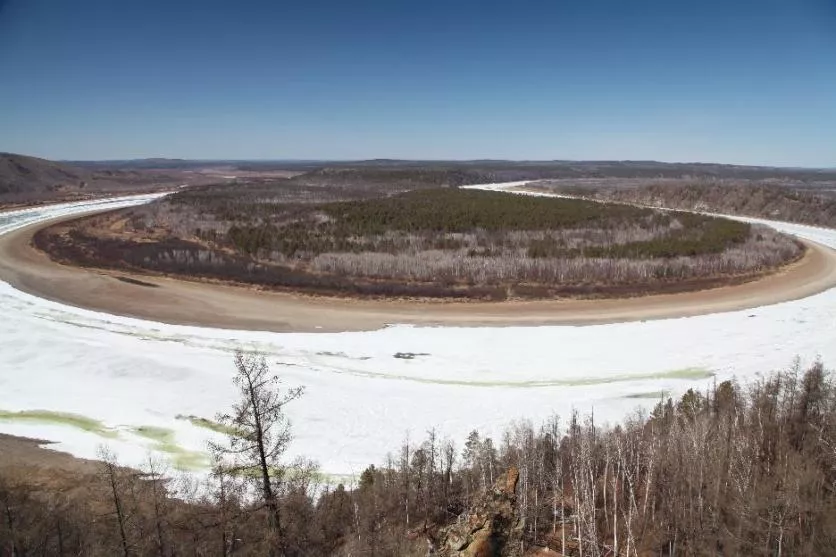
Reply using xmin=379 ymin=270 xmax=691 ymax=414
xmin=433 ymin=467 xmax=525 ymax=557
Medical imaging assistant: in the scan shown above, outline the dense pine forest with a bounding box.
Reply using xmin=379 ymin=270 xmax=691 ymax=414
xmin=2 ymin=355 xmax=834 ymax=556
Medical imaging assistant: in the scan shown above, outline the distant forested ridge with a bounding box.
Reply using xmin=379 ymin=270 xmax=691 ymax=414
xmin=9 ymin=152 xmax=836 ymax=209
xmin=531 ymin=179 xmax=836 ymax=229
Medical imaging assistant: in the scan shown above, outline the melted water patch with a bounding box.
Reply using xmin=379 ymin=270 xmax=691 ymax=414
xmin=0 ymin=409 xmax=119 ymax=438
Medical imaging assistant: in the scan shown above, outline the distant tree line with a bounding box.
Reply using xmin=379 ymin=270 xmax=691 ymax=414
xmin=537 ymin=180 xmax=836 ymax=229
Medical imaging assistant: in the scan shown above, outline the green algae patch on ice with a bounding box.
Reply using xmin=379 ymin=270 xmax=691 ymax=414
xmin=229 ymin=465 xmax=332 ymax=486
xmin=341 ymin=366 xmax=715 ymax=388
xmin=0 ymin=409 xmax=119 ymax=438
xmin=659 ymin=367 xmax=715 ymax=380
xmin=131 ymin=425 xmax=176 ymax=445
xmin=624 ymin=390 xmax=671 ymax=400
xmin=175 ymin=414 xmax=242 ymax=437
xmin=130 ymin=425 xmax=209 ymax=471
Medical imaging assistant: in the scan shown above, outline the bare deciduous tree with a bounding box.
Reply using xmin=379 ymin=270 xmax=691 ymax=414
xmin=98 ymin=446 xmax=132 ymax=557
xmin=211 ymin=350 xmax=304 ymax=556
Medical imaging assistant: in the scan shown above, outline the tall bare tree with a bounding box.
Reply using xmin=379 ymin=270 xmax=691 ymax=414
xmin=211 ymin=350 xmax=304 ymax=557
xmin=98 ymin=446 xmax=132 ymax=557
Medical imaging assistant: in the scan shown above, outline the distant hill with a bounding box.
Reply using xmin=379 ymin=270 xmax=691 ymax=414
xmin=285 ymin=160 xmax=836 ymax=187
xmin=0 ymin=153 xmax=185 ymax=208
xmin=0 ymin=152 xmax=93 ymax=197
xmin=6 ymin=152 xmax=836 ymax=209
xmin=85 ymin=158 xmax=836 ymax=181
xmin=69 ymin=158 xmax=208 ymax=170
xmin=67 ymin=157 xmax=836 ymax=179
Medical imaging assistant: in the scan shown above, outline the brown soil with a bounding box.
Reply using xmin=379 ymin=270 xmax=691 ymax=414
xmin=0 ymin=434 xmax=110 ymax=497
xmin=0 ymin=434 xmax=101 ymax=475
xmin=2 ymin=208 xmax=836 ymax=333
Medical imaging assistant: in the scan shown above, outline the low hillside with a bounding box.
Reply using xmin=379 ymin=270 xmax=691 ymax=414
xmin=0 ymin=153 xmax=90 ymax=194
xmin=270 ymin=160 xmax=836 ymax=186
xmin=530 ymin=179 xmax=836 ymax=228
xmin=0 ymin=153 xmax=188 ymax=208
xmin=72 ymin=158 xmax=836 ymax=183
xmin=35 ymin=186 xmax=802 ymax=300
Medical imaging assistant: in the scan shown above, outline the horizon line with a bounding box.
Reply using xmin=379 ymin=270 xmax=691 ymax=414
xmin=53 ymin=156 xmax=836 ymax=171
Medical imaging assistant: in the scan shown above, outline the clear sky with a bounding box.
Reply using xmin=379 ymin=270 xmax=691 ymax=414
xmin=0 ymin=0 xmax=834 ymax=165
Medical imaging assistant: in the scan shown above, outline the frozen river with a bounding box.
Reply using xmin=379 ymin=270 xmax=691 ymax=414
xmin=1 ymin=188 xmax=835 ymax=476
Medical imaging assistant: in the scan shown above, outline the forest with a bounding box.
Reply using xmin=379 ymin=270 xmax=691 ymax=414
xmin=35 ymin=187 xmax=803 ymax=300
xmin=531 ymin=180 xmax=836 ymax=229
xmin=1 ymin=355 xmax=835 ymax=556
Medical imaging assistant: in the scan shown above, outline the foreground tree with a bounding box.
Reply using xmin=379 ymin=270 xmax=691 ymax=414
xmin=211 ymin=350 xmax=305 ymax=556
xmin=98 ymin=446 xmax=133 ymax=557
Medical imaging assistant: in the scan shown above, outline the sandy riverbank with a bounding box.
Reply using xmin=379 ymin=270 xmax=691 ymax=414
xmin=2 ymin=208 xmax=836 ymax=333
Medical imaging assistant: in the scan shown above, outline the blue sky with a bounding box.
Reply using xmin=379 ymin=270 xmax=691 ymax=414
xmin=0 ymin=0 xmax=834 ymax=165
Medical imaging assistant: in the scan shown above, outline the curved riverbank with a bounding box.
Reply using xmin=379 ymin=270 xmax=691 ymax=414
xmin=2 ymin=204 xmax=836 ymax=332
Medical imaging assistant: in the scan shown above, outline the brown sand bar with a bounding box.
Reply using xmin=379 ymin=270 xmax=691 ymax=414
xmin=2 ymin=208 xmax=836 ymax=333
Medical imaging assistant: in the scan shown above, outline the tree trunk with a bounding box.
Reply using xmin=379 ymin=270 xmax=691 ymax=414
xmin=106 ymin=461 xmax=130 ymax=557
xmin=248 ymin=377 xmax=283 ymax=556
xmin=5 ymin=503 xmax=19 ymax=557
